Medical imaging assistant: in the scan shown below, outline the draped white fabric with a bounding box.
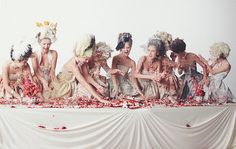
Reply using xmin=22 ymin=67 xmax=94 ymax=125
xmin=1 ymin=105 xmax=236 ymax=149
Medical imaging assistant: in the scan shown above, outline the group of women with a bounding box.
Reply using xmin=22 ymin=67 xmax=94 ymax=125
xmin=0 ymin=21 xmax=234 ymax=104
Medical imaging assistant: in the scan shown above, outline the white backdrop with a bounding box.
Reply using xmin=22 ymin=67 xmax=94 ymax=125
xmin=0 ymin=0 xmax=235 ymax=93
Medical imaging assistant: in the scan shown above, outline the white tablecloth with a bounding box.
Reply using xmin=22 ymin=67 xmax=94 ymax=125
xmin=1 ymin=105 xmax=236 ymax=149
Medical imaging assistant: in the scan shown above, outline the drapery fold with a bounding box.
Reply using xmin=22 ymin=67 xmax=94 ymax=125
xmin=1 ymin=106 xmax=236 ymax=149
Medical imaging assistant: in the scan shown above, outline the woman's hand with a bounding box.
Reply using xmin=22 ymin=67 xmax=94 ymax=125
xmin=109 ymin=69 xmax=124 ymax=76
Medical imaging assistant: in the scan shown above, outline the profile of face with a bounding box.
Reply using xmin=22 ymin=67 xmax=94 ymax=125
xmin=121 ymin=42 xmax=132 ymax=57
xmin=147 ymin=45 xmax=158 ymax=59
xmin=15 ymin=58 xmax=28 ymax=67
xmin=40 ymin=38 xmax=51 ymax=50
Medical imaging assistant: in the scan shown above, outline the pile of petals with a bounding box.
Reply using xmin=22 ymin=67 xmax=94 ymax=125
xmin=0 ymin=96 xmax=226 ymax=109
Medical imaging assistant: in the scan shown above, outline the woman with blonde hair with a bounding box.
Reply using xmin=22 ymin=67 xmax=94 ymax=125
xmin=51 ymin=34 xmax=109 ymax=103
xmin=31 ymin=21 xmax=58 ymax=98
xmin=199 ymin=42 xmax=235 ymax=103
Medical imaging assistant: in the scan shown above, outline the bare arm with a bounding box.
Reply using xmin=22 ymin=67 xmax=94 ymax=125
xmin=50 ymin=50 xmax=58 ymax=80
xmin=198 ymin=55 xmax=230 ymax=75
xmin=111 ymin=56 xmax=119 ymax=95
xmin=2 ymin=63 xmax=21 ymax=99
xmin=71 ymin=63 xmax=108 ymax=103
xmin=82 ymin=64 xmax=105 ymax=92
xmin=192 ymin=54 xmax=208 ymax=81
xmin=133 ymin=56 xmax=154 ymax=80
xmin=130 ymin=60 xmax=144 ymax=96
xmin=31 ymin=53 xmax=49 ymax=89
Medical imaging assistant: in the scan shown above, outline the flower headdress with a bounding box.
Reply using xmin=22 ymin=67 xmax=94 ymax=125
xmin=156 ymin=31 xmax=173 ymax=51
xmin=96 ymin=42 xmax=113 ymax=59
xmin=35 ymin=21 xmax=57 ymax=43
xmin=73 ymin=34 xmax=96 ymax=57
xmin=209 ymin=42 xmax=231 ymax=59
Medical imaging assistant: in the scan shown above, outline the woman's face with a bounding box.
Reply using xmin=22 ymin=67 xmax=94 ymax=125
xmin=147 ymin=45 xmax=158 ymax=59
xmin=40 ymin=38 xmax=51 ymax=50
xmin=16 ymin=58 xmax=28 ymax=67
xmin=121 ymin=42 xmax=132 ymax=57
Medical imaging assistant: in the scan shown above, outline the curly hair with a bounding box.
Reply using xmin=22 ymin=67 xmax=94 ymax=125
xmin=148 ymin=38 xmax=165 ymax=57
xmin=170 ymin=38 xmax=186 ymax=53
xmin=209 ymin=42 xmax=231 ymax=59
xmin=115 ymin=32 xmax=133 ymax=50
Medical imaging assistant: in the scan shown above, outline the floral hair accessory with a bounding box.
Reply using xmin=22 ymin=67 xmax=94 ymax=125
xmin=116 ymin=32 xmax=132 ymax=50
xmin=35 ymin=21 xmax=57 ymax=43
xmin=96 ymin=42 xmax=113 ymax=59
xmin=155 ymin=31 xmax=173 ymax=51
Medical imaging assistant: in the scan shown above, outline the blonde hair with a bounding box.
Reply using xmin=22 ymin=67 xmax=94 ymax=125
xmin=73 ymin=34 xmax=95 ymax=57
xmin=156 ymin=31 xmax=172 ymax=51
xmin=209 ymin=42 xmax=231 ymax=59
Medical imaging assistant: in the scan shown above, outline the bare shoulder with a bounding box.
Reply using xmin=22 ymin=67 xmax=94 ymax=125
xmin=50 ymin=50 xmax=58 ymax=56
xmin=31 ymin=52 xmax=38 ymax=58
xmin=139 ymin=56 xmax=146 ymax=63
xmin=129 ymin=58 xmax=136 ymax=67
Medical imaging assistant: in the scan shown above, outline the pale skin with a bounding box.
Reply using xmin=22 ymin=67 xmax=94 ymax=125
xmin=176 ymin=52 xmax=208 ymax=84
xmin=31 ymin=38 xmax=58 ymax=91
xmin=111 ymin=42 xmax=143 ymax=97
xmin=88 ymin=52 xmax=124 ymax=78
xmin=134 ymin=45 xmax=161 ymax=82
xmin=62 ymin=56 xmax=109 ymax=103
xmin=198 ymin=55 xmax=231 ymax=75
xmin=2 ymin=59 xmax=45 ymax=101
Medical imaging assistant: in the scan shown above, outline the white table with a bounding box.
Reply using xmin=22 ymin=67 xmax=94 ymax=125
xmin=1 ymin=105 xmax=236 ymax=149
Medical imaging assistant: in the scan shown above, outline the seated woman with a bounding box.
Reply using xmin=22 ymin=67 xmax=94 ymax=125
xmin=199 ymin=42 xmax=235 ymax=103
xmin=111 ymin=33 xmax=143 ymax=98
xmin=134 ymin=37 xmax=164 ymax=99
xmin=156 ymin=32 xmax=180 ymax=100
xmin=50 ymin=34 xmax=109 ymax=103
xmin=1 ymin=40 xmax=44 ymax=102
xmin=170 ymin=38 xmax=208 ymax=100
xmin=31 ymin=21 xmax=58 ymax=98
xmin=87 ymin=42 xmax=123 ymax=97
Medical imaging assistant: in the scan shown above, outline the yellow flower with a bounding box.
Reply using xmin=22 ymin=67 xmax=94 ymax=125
xmin=36 ymin=22 xmax=43 ymax=27
xmin=44 ymin=21 xmax=49 ymax=26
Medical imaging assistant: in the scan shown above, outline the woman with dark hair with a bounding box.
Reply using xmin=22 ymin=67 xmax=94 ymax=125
xmin=110 ymin=33 xmax=143 ymax=98
xmin=134 ymin=37 xmax=165 ymax=99
xmin=170 ymin=38 xmax=208 ymax=100
xmin=1 ymin=40 xmax=44 ymax=102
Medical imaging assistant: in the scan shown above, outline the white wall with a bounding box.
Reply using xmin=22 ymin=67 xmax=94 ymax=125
xmin=0 ymin=0 xmax=236 ymax=94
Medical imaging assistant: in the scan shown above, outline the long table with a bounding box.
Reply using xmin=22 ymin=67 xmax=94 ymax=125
xmin=1 ymin=105 xmax=236 ymax=149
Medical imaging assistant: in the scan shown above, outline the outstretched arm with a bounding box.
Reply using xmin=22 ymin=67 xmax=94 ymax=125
xmin=82 ymin=64 xmax=106 ymax=95
xmin=72 ymin=64 xmax=109 ymax=103
xmin=198 ymin=55 xmax=230 ymax=75
xmin=133 ymin=56 xmax=155 ymax=80
xmin=192 ymin=54 xmax=208 ymax=84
